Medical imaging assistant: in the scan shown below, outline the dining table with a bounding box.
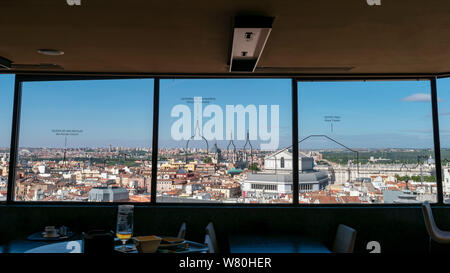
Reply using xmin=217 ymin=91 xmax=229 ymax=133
xmin=228 ymin=234 xmax=332 ymax=253
xmin=0 ymin=237 xmax=208 ymax=253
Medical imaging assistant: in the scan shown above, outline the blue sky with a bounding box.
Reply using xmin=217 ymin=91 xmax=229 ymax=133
xmin=437 ymin=78 xmax=450 ymax=149
xmin=158 ymin=79 xmax=292 ymax=149
xmin=1 ymin=75 xmax=450 ymax=150
xmin=19 ymin=78 xmax=154 ymax=148
xmin=0 ymin=75 xmax=14 ymax=149
xmin=298 ymin=80 xmax=436 ymax=149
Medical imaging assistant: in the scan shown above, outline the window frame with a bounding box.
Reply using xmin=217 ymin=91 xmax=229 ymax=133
xmin=6 ymin=75 xmax=156 ymax=205
xmin=156 ymin=78 xmax=296 ymax=205
xmin=0 ymin=73 xmax=446 ymax=207
xmin=296 ymin=77 xmax=444 ymax=206
xmin=0 ymin=74 xmax=15 ymax=203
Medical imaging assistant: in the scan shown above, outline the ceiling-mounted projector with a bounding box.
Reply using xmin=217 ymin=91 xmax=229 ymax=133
xmin=229 ymin=16 xmax=274 ymax=72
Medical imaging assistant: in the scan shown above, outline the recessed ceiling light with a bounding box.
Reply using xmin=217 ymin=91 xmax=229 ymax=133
xmin=37 ymin=49 xmax=64 ymax=56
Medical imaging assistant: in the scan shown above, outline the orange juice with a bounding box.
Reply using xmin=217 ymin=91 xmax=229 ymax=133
xmin=116 ymin=232 xmax=132 ymax=240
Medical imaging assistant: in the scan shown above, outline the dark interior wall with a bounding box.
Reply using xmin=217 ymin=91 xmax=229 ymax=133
xmin=1 ymin=205 xmax=449 ymax=253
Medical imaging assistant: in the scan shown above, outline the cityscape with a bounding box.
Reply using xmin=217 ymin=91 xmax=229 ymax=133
xmin=1 ymin=145 xmax=449 ymax=204
xmin=1 ymin=77 xmax=450 ymax=204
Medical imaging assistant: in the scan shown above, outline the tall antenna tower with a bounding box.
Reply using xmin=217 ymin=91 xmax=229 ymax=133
xmin=52 ymin=129 xmax=83 ymax=169
xmin=324 ymin=116 xmax=341 ymax=133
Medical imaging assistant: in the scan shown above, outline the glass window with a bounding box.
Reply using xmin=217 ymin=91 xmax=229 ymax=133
xmin=0 ymin=75 xmax=14 ymax=202
xmin=157 ymin=79 xmax=292 ymax=203
xmin=437 ymin=77 xmax=450 ymax=204
xmin=15 ymin=79 xmax=154 ymax=202
xmin=298 ymin=80 xmax=436 ymax=204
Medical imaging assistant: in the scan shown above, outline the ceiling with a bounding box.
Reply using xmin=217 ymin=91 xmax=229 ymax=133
xmin=0 ymin=0 xmax=449 ymax=75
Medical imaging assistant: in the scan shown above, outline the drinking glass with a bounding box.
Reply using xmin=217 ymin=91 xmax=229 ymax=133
xmin=116 ymin=205 xmax=134 ymax=251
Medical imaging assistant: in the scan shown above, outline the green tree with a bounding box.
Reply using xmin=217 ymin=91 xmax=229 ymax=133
xmin=204 ymin=157 xmax=212 ymax=163
xmin=248 ymin=163 xmax=260 ymax=171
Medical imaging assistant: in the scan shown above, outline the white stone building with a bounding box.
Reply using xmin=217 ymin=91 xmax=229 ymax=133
xmin=242 ymin=149 xmax=328 ymax=199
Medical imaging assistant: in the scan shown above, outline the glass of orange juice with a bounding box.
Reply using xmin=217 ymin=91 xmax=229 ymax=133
xmin=116 ymin=205 xmax=134 ymax=251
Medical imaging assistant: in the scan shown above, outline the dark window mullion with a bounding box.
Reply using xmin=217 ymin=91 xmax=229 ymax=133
xmin=150 ymin=78 xmax=160 ymax=204
xmin=430 ymin=77 xmax=444 ymax=204
xmin=6 ymin=75 xmax=23 ymax=203
xmin=292 ymin=79 xmax=299 ymax=205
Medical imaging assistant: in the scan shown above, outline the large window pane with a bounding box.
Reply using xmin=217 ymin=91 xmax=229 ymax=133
xmin=158 ymin=79 xmax=292 ymax=203
xmin=298 ymin=80 xmax=436 ymax=204
xmin=437 ymin=77 xmax=450 ymax=204
xmin=0 ymin=75 xmax=14 ymax=202
xmin=15 ymin=79 xmax=153 ymax=202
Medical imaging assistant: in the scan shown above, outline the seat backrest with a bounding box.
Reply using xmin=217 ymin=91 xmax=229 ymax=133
xmin=332 ymin=224 xmax=357 ymax=253
xmin=204 ymin=234 xmax=216 ymax=253
xmin=205 ymin=222 xmax=219 ymax=253
xmin=422 ymin=201 xmax=440 ymax=241
xmin=177 ymin=222 xmax=186 ymax=239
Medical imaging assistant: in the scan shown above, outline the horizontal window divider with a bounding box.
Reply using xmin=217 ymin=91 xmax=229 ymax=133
xmin=2 ymin=71 xmax=450 ymax=79
xmin=1 ymin=202 xmax=448 ymax=209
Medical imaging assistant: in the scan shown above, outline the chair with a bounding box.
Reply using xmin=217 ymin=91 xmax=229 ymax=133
xmin=204 ymin=222 xmax=219 ymax=253
xmin=332 ymin=224 xmax=357 ymax=253
xmin=421 ymin=201 xmax=450 ymax=247
xmin=177 ymin=222 xmax=186 ymax=239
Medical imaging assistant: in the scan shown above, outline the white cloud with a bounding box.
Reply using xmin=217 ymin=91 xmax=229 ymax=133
xmin=401 ymin=93 xmax=444 ymax=102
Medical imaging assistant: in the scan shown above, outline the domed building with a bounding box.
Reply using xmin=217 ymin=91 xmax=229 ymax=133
xmin=242 ymin=149 xmax=329 ymax=199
